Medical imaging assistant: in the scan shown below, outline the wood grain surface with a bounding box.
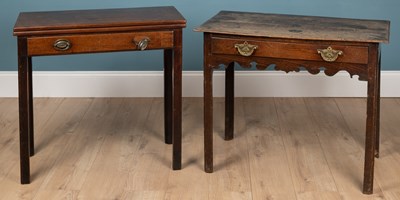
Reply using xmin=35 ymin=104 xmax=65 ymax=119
xmin=195 ymin=11 xmax=390 ymax=43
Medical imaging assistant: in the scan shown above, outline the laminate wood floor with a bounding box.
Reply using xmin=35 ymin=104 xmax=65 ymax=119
xmin=0 ymin=98 xmax=399 ymax=200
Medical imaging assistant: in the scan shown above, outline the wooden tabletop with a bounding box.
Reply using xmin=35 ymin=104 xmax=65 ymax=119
xmin=194 ymin=11 xmax=390 ymax=43
xmin=14 ymin=6 xmax=186 ymax=36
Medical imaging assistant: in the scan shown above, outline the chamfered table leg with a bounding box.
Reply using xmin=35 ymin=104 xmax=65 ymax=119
xmin=164 ymin=49 xmax=173 ymax=145
xmin=375 ymin=52 xmax=382 ymax=158
xmin=225 ymin=62 xmax=234 ymax=141
xmin=172 ymin=29 xmax=182 ymax=170
xmin=27 ymin=56 xmax=34 ymax=157
xmin=204 ymin=65 xmax=213 ymax=173
xmin=18 ymin=38 xmax=30 ymax=184
xmin=363 ymin=44 xmax=380 ymax=194
xmin=204 ymin=33 xmax=214 ymax=173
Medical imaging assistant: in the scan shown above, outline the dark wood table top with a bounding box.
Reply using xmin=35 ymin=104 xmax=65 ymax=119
xmin=194 ymin=11 xmax=390 ymax=43
xmin=14 ymin=6 xmax=186 ymax=36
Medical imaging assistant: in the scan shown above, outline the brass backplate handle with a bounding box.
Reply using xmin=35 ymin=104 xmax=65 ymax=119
xmin=317 ymin=46 xmax=343 ymax=62
xmin=234 ymin=41 xmax=258 ymax=57
xmin=53 ymin=39 xmax=71 ymax=51
xmin=134 ymin=37 xmax=150 ymax=51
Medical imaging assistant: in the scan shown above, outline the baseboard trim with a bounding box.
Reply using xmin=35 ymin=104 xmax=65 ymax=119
xmin=1 ymin=71 xmax=399 ymax=97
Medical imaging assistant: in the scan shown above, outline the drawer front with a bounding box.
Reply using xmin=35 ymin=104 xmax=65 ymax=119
xmin=27 ymin=31 xmax=174 ymax=56
xmin=211 ymin=37 xmax=369 ymax=64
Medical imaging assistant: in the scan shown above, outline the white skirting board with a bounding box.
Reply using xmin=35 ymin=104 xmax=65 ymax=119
xmin=0 ymin=71 xmax=399 ymax=97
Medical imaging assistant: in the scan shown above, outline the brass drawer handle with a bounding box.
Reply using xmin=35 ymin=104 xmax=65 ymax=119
xmin=317 ymin=46 xmax=343 ymax=62
xmin=134 ymin=37 xmax=150 ymax=51
xmin=234 ymin=41 xmax=258 ymax=56
xmin=53 ymin=39 xmax=71 ymax=51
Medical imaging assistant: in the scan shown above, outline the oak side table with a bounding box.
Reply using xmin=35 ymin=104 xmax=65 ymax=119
xmin=13 ymin=6 xmax=186 ymax=184
xmin=195 ymin=11 xmax=390 ymax=194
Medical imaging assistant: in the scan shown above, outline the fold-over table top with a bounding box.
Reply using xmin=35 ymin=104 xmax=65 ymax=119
xmin=14 ymin=6 xmax=186 ymax=36
xmin=195 ymin=11 xmax=390 ymax=43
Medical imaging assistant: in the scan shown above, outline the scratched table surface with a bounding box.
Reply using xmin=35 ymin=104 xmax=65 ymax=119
xmin=194 ymin=11 xmax=390 ymax=43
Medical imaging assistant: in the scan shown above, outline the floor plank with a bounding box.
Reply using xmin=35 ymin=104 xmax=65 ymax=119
xmin=275 ymin=98 xmax=341 ymax=200
xmin=0 ymin=98 xmax=20 ymax=180
xmin=335 ymin=98 xmax=398 ymax=200
xmin=164 ymin=98 xmax=209 ymax=200
xmin=123 ymin=99 xmax=170 ymax=194
xmin=0 ymin=97 xmax=399 ymax=200
xmin=0 ymin=98 xmax=65 ymax=200
xmin=371 ymin=99 xmax=400 ymax=200
xmin=29 ymin=98 xmax=92 ymax=200
xmin=76 ymin=98 xmax=160 ymax=199
xmin=244 ymin=98 xmax=296 ymax=200
xmin=34 ymin=98 xmax=124 ymax=199
xmin=306 ymin=98 xmax=385 ymax=200
xmin=209 ymin=98 xmax=252 ymax=200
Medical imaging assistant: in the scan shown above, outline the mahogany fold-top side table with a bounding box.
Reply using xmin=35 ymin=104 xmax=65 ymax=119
xmin=13 ymin=6 xmax=186 ymax=184
xmin=195 ymin=11 xmax=390 ymax=194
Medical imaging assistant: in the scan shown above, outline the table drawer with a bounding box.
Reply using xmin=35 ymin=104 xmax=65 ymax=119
xmin=27 ymin=31 xmax=174 ymax=56
xmin=211 ymin=37 xmax=369 ymax=64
